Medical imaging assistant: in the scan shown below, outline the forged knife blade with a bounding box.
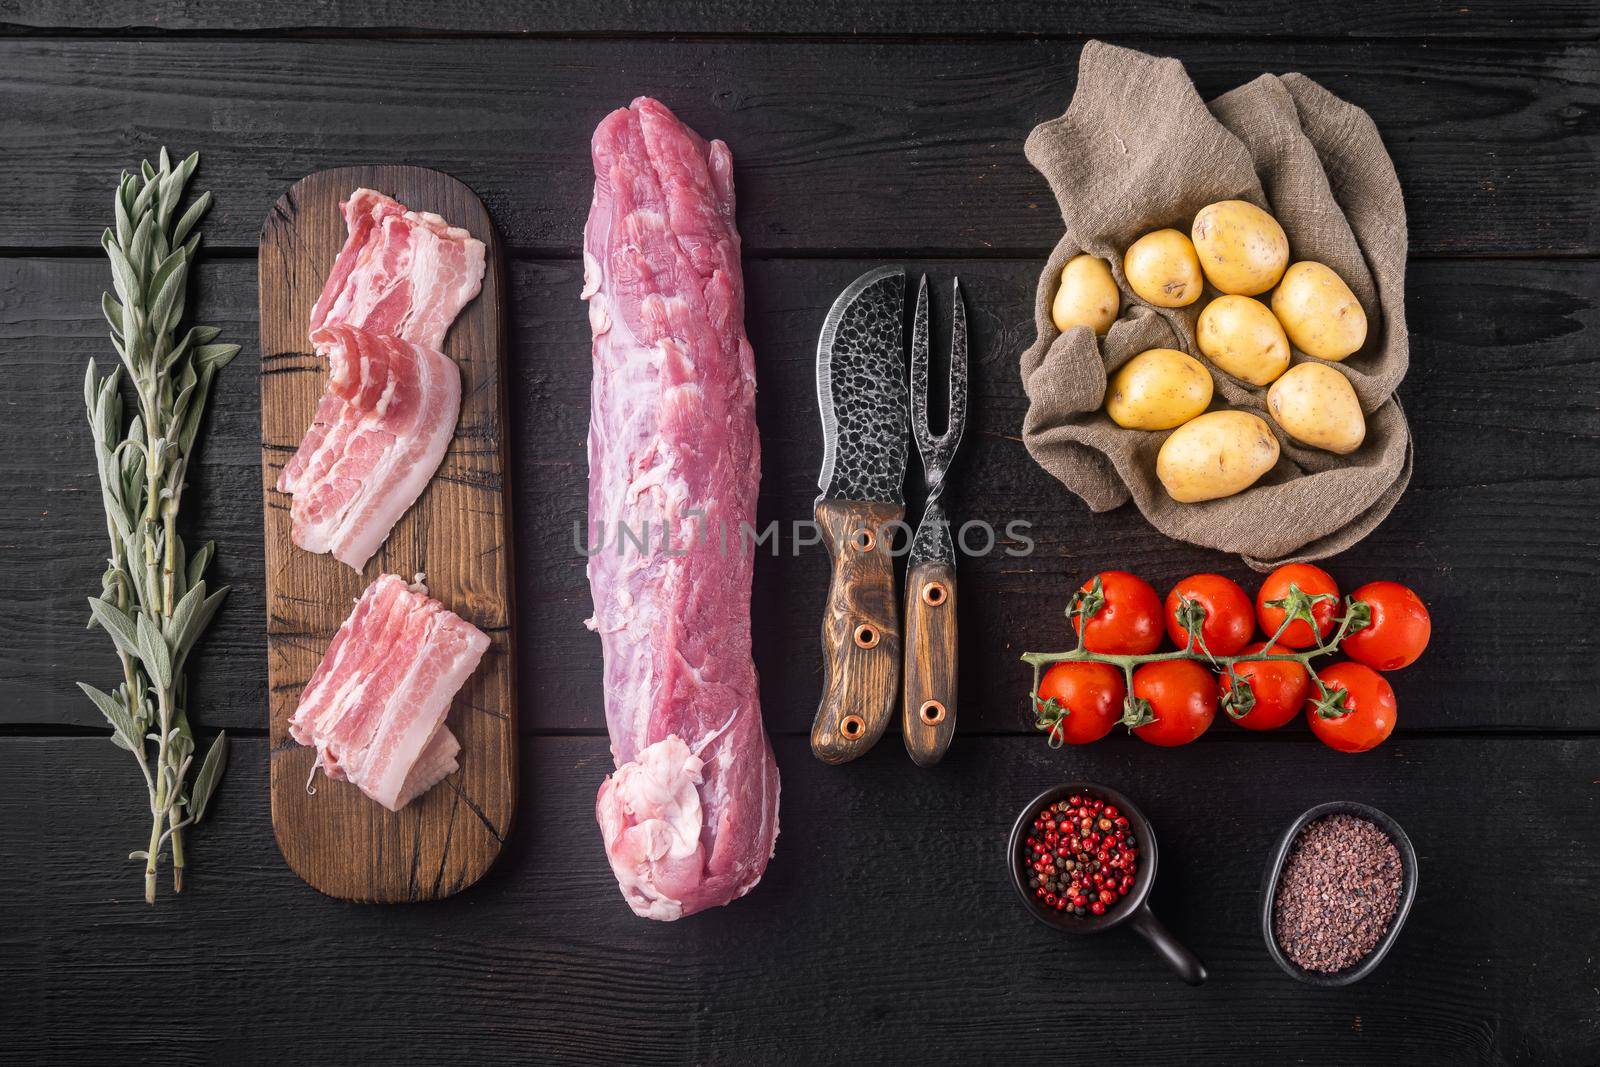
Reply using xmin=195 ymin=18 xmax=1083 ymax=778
xmin=811 ymin=266 xmax=908 ymax=764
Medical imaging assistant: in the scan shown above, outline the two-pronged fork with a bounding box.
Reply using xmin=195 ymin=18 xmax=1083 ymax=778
xmin=903 ymin=276 xmax=968 ymax=766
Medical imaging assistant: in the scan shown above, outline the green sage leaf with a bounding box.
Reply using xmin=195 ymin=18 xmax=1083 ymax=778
xmin=135 ymin=612 xmax=172 ymax=692
xmin=166 ymin=581 xmax=205 ymax=650
xmin=186 ymin=541 xmax=215 ymax=589
xmin=195 ymin=343 xmax=241 ymax=371
xmin=78 ymin=682 xmax=140 ymax=751
xmin=146 ymin=248 xmax=188 ymax=336
xmin=103 ymin=236 xmax=139 ymax=309
xmin=172 ymin=189 xmax=211 ymax=249
xmin=87 ymin=598 xmax=141 ymax=660
xmin=188 ymin=732 xmax=227 ymax=824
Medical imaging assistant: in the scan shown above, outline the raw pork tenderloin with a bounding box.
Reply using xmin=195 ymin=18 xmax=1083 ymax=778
xmin=583 ymin=97 xmax=780 ymax=920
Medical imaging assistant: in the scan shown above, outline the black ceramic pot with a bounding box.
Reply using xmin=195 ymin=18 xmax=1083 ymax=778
xmin=1007 ymin=782 xmax=1207 ymax=985
xmin=1261 ymin=801 xmax=1418 ymax=987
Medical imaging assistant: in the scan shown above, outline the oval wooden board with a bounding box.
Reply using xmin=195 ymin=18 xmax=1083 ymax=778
xmin=258 ymin=166 xmax=515 ymax=902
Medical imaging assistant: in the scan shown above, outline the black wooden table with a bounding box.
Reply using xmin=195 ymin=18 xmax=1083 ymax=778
xmin=3 ymin=4 xmax=1597 ymax=1063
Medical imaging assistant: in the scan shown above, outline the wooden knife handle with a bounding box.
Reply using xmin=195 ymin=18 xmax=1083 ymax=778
xmin=903 ymin=559 xmax=957 ymax=766
xmin=811 ymin=498 xmax=904 ymax=764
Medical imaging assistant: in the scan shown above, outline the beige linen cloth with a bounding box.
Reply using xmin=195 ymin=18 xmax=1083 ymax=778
xmin=1020 ymin=41 xmax=1412 ymax=569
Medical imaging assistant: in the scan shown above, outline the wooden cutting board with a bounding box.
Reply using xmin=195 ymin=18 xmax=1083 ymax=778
xmin=258 ymin=166 xmax=515 ymax=902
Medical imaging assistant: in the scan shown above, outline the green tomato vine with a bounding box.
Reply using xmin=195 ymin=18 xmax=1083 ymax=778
xmin=1021 ymin=577 xmax=1371 ymax=748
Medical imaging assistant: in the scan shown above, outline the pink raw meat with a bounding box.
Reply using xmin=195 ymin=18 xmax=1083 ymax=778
xmin=583 ymin=96 xmax=780 ymax=921
xmin=309 ymin=188 xmax=487 ymax=352
xmin=289 ymin=574 xmax=488 ymax=812
xmin=276 ymin=324 xmax=462 ymax=572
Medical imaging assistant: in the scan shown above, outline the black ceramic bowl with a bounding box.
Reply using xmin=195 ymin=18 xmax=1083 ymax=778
xmin=1261 ymin=801 xmax=1418 ymax=987
xmin=1007 ymin=782 xmax=1206 ymax=985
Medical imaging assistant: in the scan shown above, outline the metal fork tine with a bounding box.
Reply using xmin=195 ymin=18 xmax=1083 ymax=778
xmin=910 ymin=274 xmax=933 ymax=457
xmin=947 ymin=278 xmax=968 ymax=449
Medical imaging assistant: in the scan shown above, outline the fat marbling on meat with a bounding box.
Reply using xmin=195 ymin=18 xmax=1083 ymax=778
xmin=290 ymin=574 xmax=488 ymax=812
xmin=309 ymin=188 xmax=486 ymax=352
xmin=277 ymin=324 xmax=463 ymax=572
xmin=277 ymin=188 xmax=485 ymax=572
xmin=583 ymin=97 xmax=780 ymax=920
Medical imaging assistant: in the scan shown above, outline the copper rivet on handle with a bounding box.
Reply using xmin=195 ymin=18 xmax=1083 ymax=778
xmin=853 ymin=623 xmax=879 ymax=649
xmin=922 ymin=581 xmax=948 ymax=606
xmin=919 ymin=700 xmax=946 ymax=726
xmin=841 ymin=715 xmax=866 ymax=739
xmin=852 ymin=528 xmax=876 ymax=552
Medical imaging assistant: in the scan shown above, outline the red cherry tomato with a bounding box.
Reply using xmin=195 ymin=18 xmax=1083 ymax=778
xmin=1073 ymin=571 xmax=1163 ymax=655
xmin=1343 ymin=581 xmax=1431 ymax=671
xmin=1075 ymin=572 xmax=1164 ymax=655
xmin=1306 ymin=662 xmax=1397 ymax=753
xmin=1034 ymin=662 xmax=1127 ymax=745
xmin=1256 ymin=563 xmax=1340 ymax=649
xmin=1165 ymin=573 xmax=1255 ymax=656
xmin=1131 ymin=659 xmax=1216 ymax=747
xmin=1223 ymin=641 xmax=1310 ymax=731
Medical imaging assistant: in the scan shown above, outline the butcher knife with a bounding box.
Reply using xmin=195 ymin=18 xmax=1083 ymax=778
xmin=811 ymin=267 xmax=908 ymax=764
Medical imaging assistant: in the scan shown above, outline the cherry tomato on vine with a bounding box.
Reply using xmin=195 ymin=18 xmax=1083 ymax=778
xmin=1073 ymin=571 xmax=1163 ymax=655
xmin=1034 ymin=662 xmax=1126 ymax=745
xmin=1223 ymin=641 xmax=1310 ymax=731
xmin=1165 ymin=573 xmax=1255 ymax=656
xmin=1130 ymin=659 xmax=1216 ymax=747
xmin=1256 ymin=563 xmax=1340 ymax=649
xmin=1342 ymin=581 xmax=1431 ymax=671
xmin=1306 ymin=661 xmax=1396 ymax=753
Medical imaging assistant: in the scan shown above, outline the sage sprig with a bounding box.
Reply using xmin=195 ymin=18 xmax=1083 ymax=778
xmin=78 ymin=148 xmax=238 ymax=903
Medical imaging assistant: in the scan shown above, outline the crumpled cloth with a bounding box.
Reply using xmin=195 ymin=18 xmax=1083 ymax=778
xmin=1019 ymin=41 xmax=1413 ymax=569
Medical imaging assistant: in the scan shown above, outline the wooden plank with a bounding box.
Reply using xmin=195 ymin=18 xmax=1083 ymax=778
xmin=3 ymin=0 xmax=1595 ymax=39
xmin=4 ymin=734 xmax=1597 ymax=1062
xmin=6 ymin=255 xmax=1597 ymax=735
xmin=0 ymin=37 xmax=1595 ymax=255
xmin=256 ymin=167 xmax=515 ymax=900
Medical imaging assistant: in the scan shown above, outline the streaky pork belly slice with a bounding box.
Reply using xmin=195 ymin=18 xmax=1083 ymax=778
xmin=584 ymin=97 xmax=780 ymax=922
xmin=276 ymin=324 xmax=462 ymax=572
xmin=345 ymin=611 xmax=489 ymax=811
xmin=289 ymin=574 xmax=488 ymax=812
xmin=309 ymin=187 xmax=487 ymax=352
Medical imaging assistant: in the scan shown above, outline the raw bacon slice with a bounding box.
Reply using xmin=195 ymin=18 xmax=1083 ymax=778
xmin=583 ymin=97 xmax=780 ymax=921
xmin=276 ymin=324 xmax=462 ymax=572
xmin=290 ymin=574 xmax=488 ymax=812
xmin=309 ymin=188 xmax=487 ymax=352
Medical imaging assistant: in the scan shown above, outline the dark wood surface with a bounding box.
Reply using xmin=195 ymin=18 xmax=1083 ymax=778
xmin=257 ymin=166 xmax=516 ymax=901
xmin=5 ymin=0 xmax=1598 ymax=38
xmin=0 ymin=38 xmax=1596 ymax=256
xmin=2 ymin=3 xmax=1597 ymax=1063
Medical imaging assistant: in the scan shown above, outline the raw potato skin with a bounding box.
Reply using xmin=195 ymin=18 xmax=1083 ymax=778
xmin=1106 ymin=348 xmax=1214 ymax=431
xmin=1191 ymin=200 xmax=1289 ymax=296
xmin=1196 ymin=295 xmax=1291 ymax=386
xmin=1267 ymin=362 xmax=1366 ymax=454
xmin=1052 ymin=254 xmax=1121 ymax=336
xmin=1156 ymin=410 xmax=1280 ymax=503
xmin=1123 ymin=229 xmax=1204 ymax=308
xmin=1271 ymin=261 xmax=1368 ymax=361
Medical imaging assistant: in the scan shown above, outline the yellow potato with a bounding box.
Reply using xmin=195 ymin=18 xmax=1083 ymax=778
xmin=1196 ymin=295 xmax=1291 ymax=386
xmin=1123 ymin=229 xmax=1203 ymax=308
xmin=1105 ymin=348 xmax=1214 ymax=431
xmin=1267 ymin=363 xmax=1366 ymax=455
xmin=1271 ymin=261 xmax=1367 ymax=361
xmin=1051 ymin=254 xmax=1120 ymax=336
xmin=1191 ymin=200 xmax=1289 ymax=296
xmin=1156 ymin=410 xmax=1280 ymax=503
